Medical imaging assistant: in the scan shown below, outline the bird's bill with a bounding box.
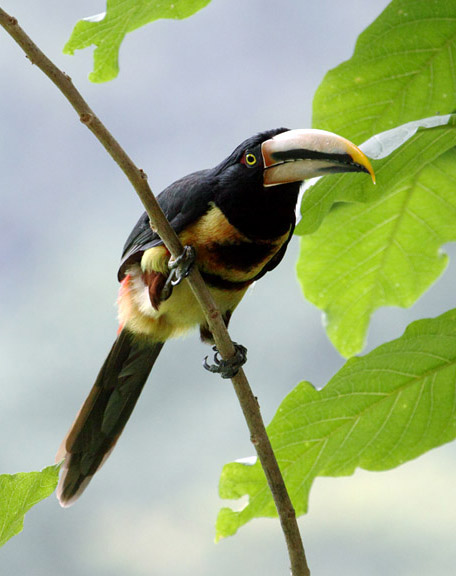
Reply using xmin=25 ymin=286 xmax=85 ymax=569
xmin=262 ymin=128 xmax=375 ymax=186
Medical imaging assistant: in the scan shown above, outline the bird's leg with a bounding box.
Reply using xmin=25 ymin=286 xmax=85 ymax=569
xmin=160 ymin=245 xmax=196 ymax=301
xmin=203 ymin=343 xmax=248 ymax=379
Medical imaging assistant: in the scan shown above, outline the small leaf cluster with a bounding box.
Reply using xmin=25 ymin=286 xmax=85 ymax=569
xmin=64 ymin=0 xmax=212 ymax=82
xmin=0 ymin=466 xmax=59 ymax=547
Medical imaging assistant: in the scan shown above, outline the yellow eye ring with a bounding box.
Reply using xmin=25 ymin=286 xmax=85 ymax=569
xmin=245 ymin=153 xmax=257 ymax=166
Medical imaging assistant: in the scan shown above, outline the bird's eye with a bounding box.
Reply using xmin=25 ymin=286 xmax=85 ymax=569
xmin=244 ymin=153 xmax=257 ymax=166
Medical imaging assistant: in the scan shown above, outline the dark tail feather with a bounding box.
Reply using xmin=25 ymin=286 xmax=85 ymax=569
xmin=56 ymin=329 xmax=164 ymax=507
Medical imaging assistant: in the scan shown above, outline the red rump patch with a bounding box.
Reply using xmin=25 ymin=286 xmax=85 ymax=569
xmin=117 ymin=274 xmax=132 ymax=334
xmin=119 ymin=274 xmax=131 ymax=295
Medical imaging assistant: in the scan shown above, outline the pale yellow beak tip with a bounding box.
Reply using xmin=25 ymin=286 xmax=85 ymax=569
xmin=349 ymin=143 xmax=376 ymax=185
xmin=369 ymin=167 xmax=376 ymax=185
xmin=363 ymin=154 xmax=376 ymax=184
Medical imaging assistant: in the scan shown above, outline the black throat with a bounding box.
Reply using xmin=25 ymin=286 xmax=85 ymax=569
xmin=215 ymin=178 xmax=300 ymax=240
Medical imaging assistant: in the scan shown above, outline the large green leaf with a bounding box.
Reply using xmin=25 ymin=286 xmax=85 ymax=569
xmin=313 ymin=0 xmax=456 ymax=143
xmin=0 ymin=465 xmax=59 ymax=547
xmin=296 ymin=115 xmax=455 ymax=236
xmin=303 ymin=0 xmax=456 ymax=358
xmin=296 ymin=118 xmax=456 ymax=357
xmin=216 ymin=309 xmax=456 ymax=540
xmin=64 ymin=0 xmax=212 ymax=82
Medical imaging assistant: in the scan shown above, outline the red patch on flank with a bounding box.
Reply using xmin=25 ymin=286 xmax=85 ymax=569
xmin=118 ymin=274 xmax=131 ymax=299
xmin=117 ymin=274 xmax=132 ymax=334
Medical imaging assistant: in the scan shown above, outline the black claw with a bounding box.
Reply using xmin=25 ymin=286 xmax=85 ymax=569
xmin=160 ymin=246 xmax=196 ymax=301
xmin=203 ymin=343 xmax=248 ymax=379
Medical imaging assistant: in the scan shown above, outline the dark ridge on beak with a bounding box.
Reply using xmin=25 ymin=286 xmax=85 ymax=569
xmin=269 ymin=148 xmax=370 ymax=174
xmin=270 ymin=148 xmax=354 ymax=165
xmin=318 ymin=163 xmax=370 ymax=174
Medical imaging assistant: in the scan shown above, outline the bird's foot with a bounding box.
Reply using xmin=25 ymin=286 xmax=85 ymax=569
xmin=161 ymin=245 xmax=196 ymax=301
xmin=203 ymin=343 xmax=248 ymax=379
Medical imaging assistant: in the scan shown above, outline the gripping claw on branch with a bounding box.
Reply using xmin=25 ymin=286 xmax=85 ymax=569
xmin=203 ymin=343 xmax=248 ymax=379
xmin=160 ymin=245 xmax=196 ymax=301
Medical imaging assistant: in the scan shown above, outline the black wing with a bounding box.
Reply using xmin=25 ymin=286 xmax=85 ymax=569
xmin=118 ymin=169 xmax=214 ymax=280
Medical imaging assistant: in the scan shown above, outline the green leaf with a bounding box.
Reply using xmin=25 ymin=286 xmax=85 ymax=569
xmin=296 ymin=115 xmax=456 ymax=236
xmin=313 ymin=0 xmax=456 ymax=143
xmin=296 ymin=118 xmax=456 ymax=357
xmin=64 ymin=0 xmax=212 ymax=82
xmin=216 ymin=309 xmax=456 ymax=540
xmin=0 ymin=465 xmax=60 ymax=547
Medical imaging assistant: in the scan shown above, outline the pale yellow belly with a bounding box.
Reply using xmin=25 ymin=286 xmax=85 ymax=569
xmin=118 ymin=265 xmax=247 ymax=341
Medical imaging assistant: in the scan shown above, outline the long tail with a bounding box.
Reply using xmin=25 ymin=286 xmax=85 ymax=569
xmin=56 ymin=329 xmax=164 ymax=507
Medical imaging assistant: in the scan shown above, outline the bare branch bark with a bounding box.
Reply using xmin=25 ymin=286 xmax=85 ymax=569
xmin=0 ymin=8 xmax=310 ymax=575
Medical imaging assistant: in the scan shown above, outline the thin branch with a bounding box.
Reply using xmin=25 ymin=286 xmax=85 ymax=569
xmin=0 ymin=8 xmax=310 ymax=576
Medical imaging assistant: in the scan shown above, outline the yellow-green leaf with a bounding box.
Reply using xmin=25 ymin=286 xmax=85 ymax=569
xmin=216 ymin=309 xmax=456 ymax=540
xmin=313 ymin=0 xmax=456 ymax=143
xmin=0 ymin=465 xmax=59 ymax=547
xmin=297 ymin=119 xmax=456 ymax=357
xmin=64 ymin=0 xmax=212 ymax=82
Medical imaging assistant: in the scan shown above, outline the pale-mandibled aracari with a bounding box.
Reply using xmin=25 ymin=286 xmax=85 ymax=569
xmin=56 ymin=128 xmax=374 ymax=506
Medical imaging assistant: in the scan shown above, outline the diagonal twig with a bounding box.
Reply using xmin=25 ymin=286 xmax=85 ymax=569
xmin=0 ymin=8 xmax=310 ymax=575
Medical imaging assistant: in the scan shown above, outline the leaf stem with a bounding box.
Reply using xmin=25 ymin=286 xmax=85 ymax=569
xmin=0 ymin=8 xmax=310 ymax=576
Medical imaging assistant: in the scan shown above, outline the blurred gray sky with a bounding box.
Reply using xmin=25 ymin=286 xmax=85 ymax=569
xmin=1 ymin=1 xmax=455 ymax=575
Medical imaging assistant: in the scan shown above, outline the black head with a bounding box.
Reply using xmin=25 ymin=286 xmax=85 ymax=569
xmin=210 ymin=128 xmax=298 ymax=239
xmin=209 ymin=127 xmax=374 ymax=240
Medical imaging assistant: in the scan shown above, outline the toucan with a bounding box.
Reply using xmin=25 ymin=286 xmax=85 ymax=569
xmin=56 ymin=128 xmax=375 ymax=506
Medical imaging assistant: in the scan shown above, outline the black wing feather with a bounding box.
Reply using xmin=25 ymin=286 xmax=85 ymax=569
xmin=57 ymin=330 xmax=164 ymax=506
xmin=118 ymin=169 xmax=214 ymax=280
